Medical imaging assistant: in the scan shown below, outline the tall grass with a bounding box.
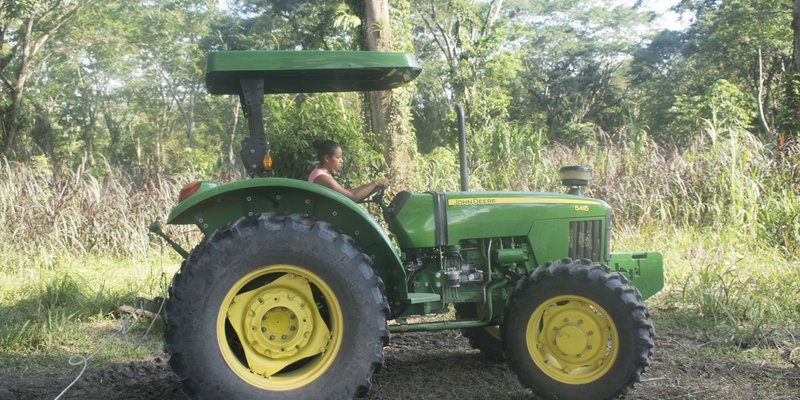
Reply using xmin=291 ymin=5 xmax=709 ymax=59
xmin=0 ymin=156 xmax=195 ymax=260
xmin=0 ymin=157 xmax=189 ymax=358
xmin=416 ymin=120 xmax=800 ymax=259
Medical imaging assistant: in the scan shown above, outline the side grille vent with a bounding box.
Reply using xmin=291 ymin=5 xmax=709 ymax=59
xmin=569 ymin=220 xmax=601 ymax=261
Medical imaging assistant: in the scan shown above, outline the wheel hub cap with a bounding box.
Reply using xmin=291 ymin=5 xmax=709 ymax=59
xmin=227 ymin=273 xmax=332 ymax=377
xmin=526 ymin=295 xmax=618 ymax=385
xmin=555 ymin=325 xmax=587 ymax=356
xmin=243 ymin=290 xmax=313 ymax=359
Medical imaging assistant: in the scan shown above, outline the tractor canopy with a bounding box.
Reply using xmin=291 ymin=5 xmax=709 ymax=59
xmin=206 ymin=50 xmax=422 ymax=95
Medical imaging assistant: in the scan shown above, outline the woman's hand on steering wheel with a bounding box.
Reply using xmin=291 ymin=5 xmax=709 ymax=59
xmin=358 ymin=177 xmax=390 ymax=204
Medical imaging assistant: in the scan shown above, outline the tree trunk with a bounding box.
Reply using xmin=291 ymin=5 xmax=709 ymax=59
xmin=0 ymin=1 xmax=100 ymax=156
xmin=104 ymin=106 xmax=122 ymax=165
xmin=362 ymin=0 xmax=416 ymax=187
xmin=789 ymin=0 xmax=800 ymax=139
xmin=31 ymin=105 xmax=54 ymax=159
xmin=757 ymin=48 xmax=772 ymax=138
xmin=364 ymin=0 xmax=392 ymax=151
xmin=2 ymin=19 xmax=34 ymax=155
xmin=187 ymin=90 xmax=197 ymax=148
xmin=223 ymin=97 xmax=239 ymax=180
xmin=81 ymin=108 xmax=96 ymax=165
xmin=794 ymin=0 xmax=800 ymax=73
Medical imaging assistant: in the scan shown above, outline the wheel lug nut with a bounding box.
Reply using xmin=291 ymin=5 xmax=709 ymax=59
xmin=269 ymin=335 xmax=276 ymax=340
xmin=578 ymin=319 xmax=583 ymax=324
xmin=261 ymin=327 xmax=266 ymax=333
xmin=588 ymin=330 xmax=593 ymax=335
xmin=281 ymin=335 xmax=287 ymax=340
xmin=290 ymin=326 xmax=296 ymax=331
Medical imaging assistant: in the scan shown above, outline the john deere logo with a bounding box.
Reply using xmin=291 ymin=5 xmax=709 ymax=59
xmin=447 ymin=197 xmax=600 ymax=207
xmin=448 ymin=198 xmax=497 ymax=206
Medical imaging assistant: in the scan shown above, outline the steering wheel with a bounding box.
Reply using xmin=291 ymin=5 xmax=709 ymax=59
xmin=359 ymin=183 xmax=392 ymax=217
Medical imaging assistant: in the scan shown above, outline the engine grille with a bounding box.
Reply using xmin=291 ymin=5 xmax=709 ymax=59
xmin=569 ymin=220 xmax=602 ymax=261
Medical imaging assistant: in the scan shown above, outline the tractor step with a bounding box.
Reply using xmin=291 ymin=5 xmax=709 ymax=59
xmin=406 ymin=292 xmax=441 ymax=304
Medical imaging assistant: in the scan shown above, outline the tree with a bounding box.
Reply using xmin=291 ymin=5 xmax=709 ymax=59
xmin=508 ymin=0 xmax=652 ymax=143
xmin=789 ymin=0 xmax=800 ymax=138
xmin=409 ymin=0 xmax=519 ymax=154
xmin=795 ymin=0 xmax=800 ymax=73
xmin=136 ymin=1 xmax=220 ymax=150
xmin=671 ymin=0 xmax=793 ymax=140
xmin=358 ymin=0 xmax=418 ymax=186
xmin=0 ymin=0 xmax=100 ymax=156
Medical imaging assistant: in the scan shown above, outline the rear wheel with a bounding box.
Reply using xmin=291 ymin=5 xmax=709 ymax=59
xmin=165 ymin=213 xmax=389 ymax=400
xmin=501 ymin=259 xmax=653 ymax=400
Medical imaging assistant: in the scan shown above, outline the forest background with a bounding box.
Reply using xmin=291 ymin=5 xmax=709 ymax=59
xmin=1 ymin=0 xmax=800 ymax=372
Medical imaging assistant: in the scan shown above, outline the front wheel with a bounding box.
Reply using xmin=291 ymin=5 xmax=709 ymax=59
xmin=164 ymin=213 xmax=389 ymax=400
xmin=501 ymin=259 xmax=654 ymax=400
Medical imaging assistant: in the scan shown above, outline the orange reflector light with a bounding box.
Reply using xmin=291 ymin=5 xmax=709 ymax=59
xmin=178 ymin=181 xmax=202 ymax=203
xmin=263 ymin=154 xmax=273 ymax=170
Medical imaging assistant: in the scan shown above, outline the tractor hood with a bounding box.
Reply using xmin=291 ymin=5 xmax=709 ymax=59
xmin=388 ymin=191 xmax=610 ymax=249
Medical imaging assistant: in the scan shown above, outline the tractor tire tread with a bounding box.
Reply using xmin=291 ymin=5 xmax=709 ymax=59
xmin=164 ymin=212 xmax=389 ymax=400
xmin=501 ymin=258 xmax=655 ymax=400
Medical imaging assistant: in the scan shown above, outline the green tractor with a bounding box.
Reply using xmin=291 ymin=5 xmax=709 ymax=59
xmin=153 ymin=50 xmax=664 ymax=400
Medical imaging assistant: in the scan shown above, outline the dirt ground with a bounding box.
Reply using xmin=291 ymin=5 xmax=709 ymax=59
xmin=1 ymin=329 xmax=798 ymax=400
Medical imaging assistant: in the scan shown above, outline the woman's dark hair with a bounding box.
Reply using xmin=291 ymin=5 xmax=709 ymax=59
xmin=313 ymin=139 xmax=340 ymax=162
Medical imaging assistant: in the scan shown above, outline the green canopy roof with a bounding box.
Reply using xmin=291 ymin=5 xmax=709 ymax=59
xmin=205 ymin=50 xmax=422 ymax=95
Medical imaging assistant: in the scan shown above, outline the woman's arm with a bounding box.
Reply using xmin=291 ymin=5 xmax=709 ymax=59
xmin=313 ymin=174 xmax=389 ymax=202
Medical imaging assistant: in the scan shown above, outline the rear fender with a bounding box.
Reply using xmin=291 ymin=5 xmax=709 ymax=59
xmin=609 ymin=252 xmax=664 ymax=300
xmin=167 ymin=177 xmax=407 ymax=303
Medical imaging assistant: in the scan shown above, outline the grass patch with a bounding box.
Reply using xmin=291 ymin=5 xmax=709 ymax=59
xmin=615 ymin=225 xmax=800 ymax=348
xmin=0 ymin=253 xmax=179 ymax=371
xmin=0 ymin=320 xmax=164 ymax=373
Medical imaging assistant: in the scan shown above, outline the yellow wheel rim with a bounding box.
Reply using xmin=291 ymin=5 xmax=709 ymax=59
xmin=216 ymin=264 xmax=342 ymax=391
xmin=526 ymin=295 xmax=618 ymax=385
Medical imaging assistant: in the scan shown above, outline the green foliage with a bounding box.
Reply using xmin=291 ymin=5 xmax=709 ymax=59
xmin=223 ymin=0 xmax=358 ymax=50
xmin=262 ymin=94 xmax=385 ymax=185
xmin=784 ymin=72 xmax=800 ymax=136
xmin=672 ymin=79 xmax=756 ymax=139
xmin=632 ymin=0 xmax=794 ymax=140
xmin=0 ymin=254 xmax=172 ymax=355
xmin=616 ymin=225 xmax=800 ymax=347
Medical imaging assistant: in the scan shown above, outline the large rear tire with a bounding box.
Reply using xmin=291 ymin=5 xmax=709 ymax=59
xmin=164 ymin=213 xmax=389 ymax=400
xmin=501 ymin=258 xmax=653 ymax=400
